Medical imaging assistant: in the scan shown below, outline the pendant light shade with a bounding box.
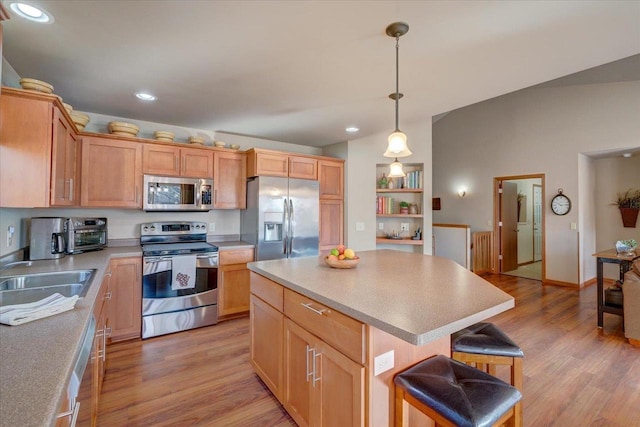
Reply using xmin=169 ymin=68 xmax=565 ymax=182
xmin=388 ymin=158 xmax=406 ymax=178
xmin=383 ymin=22 xmax=411 ymax=159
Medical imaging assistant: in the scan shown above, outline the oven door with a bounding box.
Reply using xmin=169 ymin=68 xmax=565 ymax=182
xmin=142 ymin=254 xmax=218 ymax=337
xmin=67 ymin=229 xmax=107 ymax=254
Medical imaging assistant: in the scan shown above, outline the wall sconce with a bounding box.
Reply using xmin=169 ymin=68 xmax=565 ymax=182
xmin=457 ymin=187 xmax=467 ymax=198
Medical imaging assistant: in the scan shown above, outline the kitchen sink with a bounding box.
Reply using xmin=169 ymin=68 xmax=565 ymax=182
xmin=0 ymin=270 xmax=96 ymax=307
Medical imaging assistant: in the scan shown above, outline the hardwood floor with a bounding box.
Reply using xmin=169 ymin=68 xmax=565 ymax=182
xmin=98 ymin=275 xmax=639 ymax=427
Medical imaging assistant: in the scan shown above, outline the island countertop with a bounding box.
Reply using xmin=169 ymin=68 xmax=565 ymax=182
xmin=248 ymin=249 xmax=514 ymax=346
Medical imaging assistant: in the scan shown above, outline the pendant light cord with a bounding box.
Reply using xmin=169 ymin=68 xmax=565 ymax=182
xmin=395 ymin=35 xmax=400 ymax=132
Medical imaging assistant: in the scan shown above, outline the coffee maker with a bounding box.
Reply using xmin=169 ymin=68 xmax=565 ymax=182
xmin=30 ymin=217 xmax=66 ymax=260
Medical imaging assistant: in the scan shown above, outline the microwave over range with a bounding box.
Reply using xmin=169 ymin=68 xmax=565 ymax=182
xmin=143 ymin=175 xmax=213 ymax=211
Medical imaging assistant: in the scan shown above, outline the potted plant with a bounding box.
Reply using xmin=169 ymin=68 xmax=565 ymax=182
xmin=613 ymin=188 xmax=640 ymax=228
xmin=399 ymin=201 xmax=410 ymax=214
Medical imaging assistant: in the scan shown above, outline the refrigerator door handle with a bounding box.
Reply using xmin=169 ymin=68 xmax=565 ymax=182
xmin=283 ymin=198 xmax=289 ymax=255
xmin=289 ymin=199 xmax=294 ymax=255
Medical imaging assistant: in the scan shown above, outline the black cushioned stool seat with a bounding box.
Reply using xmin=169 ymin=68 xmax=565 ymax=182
xmin=452 ymin=322 xmax=524 ymax=425
xmin=394 ymin=355 xmax=522 ymax=427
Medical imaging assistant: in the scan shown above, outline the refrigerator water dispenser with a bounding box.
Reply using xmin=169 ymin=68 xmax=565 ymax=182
xmin=264 ymin=222 xmax=283 ymax=242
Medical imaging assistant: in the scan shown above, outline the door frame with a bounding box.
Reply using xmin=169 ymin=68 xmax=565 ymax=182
xmin=493 ymin=173 xmax=546 ymax=280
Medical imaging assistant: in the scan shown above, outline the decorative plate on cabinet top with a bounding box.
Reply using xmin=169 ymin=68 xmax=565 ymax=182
xmin=19 ymin=77 xmax=54 ymax=94
xmin=188 ymin=136 xmax=206 ymax=145
xmin=109 ymin=121 xmax=139 ymax=137
xmin=154 ymin=131 xmax=175 ymax=142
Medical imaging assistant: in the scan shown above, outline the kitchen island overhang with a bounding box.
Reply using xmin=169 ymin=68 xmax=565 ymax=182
xmin=248 ymin=249 xmax=514 ymax=347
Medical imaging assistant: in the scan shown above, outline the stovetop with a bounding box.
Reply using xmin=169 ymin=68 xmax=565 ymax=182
xmin=141 ymin=242 xmax=218 ymax=257
xmin=140 ymin=221 xmax=217 ymax=256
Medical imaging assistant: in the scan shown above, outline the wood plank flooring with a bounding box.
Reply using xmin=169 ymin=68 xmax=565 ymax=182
xmin=98 ymin=274 xmax=639 ymax=427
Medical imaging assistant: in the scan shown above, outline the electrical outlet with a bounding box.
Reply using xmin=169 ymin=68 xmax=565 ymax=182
xmin=7 ymin=225 xmax=14 ymax=247
xmin=400 ymin=223 xmax=409 ymax=231
xmin=355 ymin=222 xmax=365 ymax=232
xmin=570 ymin=222 xmax=577 ymax=230
xmin=374 ymin=350 xmax=395 ymax=376
xmin=209 ymin=222 xmax=215 ymax=232
xmin=379 ymin=222 xmax=384 ymax=230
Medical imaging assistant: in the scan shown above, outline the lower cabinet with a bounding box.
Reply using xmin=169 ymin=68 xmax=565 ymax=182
xmin=108 ymin=257 xmax=142 ymax=342
xmin=250 ymin=272 xmax=365 ymax=427
xmin=218 ymin=248 xmax=254 ymax=319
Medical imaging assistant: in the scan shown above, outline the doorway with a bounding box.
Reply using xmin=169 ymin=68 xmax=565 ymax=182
xmin=493 ymin=174 xmax=545 ymax=281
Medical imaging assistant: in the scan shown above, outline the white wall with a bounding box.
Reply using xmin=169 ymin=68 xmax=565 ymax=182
xmin=433 ymin=80 xmax=640 ymax=285
xmin=346 ymin=121 xmax=433 ymax=254
xmin=594 ymin=155 xmax=640 ymax=280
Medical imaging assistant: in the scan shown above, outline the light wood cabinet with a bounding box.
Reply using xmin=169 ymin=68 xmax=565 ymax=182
xmin=143 ymin=144 xmax=213 ymax=178
xmin=284 ymin=319 xmax=364 ymax=427
xmin=218 ymin=248 xmax=254 ymax=319
xmin=246 ymin=149 xmax=317 ymax=180
xmin=0 ymin=88 xmax=79 ymax=207
xmin=250 ymin=273 xmax=365 ymax=427
xmin=81 ymin=136 xmax=143 ymax=208
xmin=249 ymin=294 xmax=284 ymax=401
xmin=318 ymin=160 xmax=344 ymax=200
xmin=107 ymin=257 xmax=142 ymax=342
xmin=214 ymin=151 xmax=247 ymax=209
xmin=319 ymin=200 xmax=344 ymax=251
xmin=51 ymin=107 xmax=80 ymax=206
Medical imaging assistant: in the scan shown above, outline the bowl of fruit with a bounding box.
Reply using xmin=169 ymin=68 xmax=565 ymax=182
xmin=325 ymin=245 xmax=360 ymax=269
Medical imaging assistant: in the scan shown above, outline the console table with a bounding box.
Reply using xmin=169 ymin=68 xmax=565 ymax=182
xmin=593 ymin=249 xmax=639 ymax=328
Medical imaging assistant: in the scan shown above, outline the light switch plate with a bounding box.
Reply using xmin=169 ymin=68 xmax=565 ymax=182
xmin=355 ymin=222 xmax=365 ymax=232
xmin=209 ymin=222 xmax=215 ymax=232
xmin=400 ymin=223 xmax=409 ymax=231
xmin=374 ymin=350 xmax=394 ymax=376
xmin=379 ymin=222 xmax=384 ymax=230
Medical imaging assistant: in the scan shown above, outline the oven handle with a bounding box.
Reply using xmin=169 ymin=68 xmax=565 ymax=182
xmin=144 ymin=254 xmax=218 ymax=263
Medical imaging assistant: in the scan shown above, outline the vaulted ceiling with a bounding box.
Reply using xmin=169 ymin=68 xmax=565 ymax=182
xmin=3 ymin=1 xmax=639 ymax=147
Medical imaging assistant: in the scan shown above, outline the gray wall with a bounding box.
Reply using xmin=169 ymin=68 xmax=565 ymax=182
xmin=433 ymin=80 xmax=640 ymax=284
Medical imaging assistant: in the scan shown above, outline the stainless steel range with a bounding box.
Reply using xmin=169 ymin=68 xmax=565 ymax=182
xmin=140 ymin=221 xmax=218 ymax=339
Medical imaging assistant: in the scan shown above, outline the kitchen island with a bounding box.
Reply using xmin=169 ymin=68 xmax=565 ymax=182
xmin=247 ymin=249 xmax=514 ymax=426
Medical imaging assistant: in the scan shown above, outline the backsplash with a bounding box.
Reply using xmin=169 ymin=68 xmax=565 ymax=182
xmin=0 ymin=207 xmax=241 ymax=257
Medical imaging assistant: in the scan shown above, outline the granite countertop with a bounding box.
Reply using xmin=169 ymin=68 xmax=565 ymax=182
xmin=248 ymin=249 xmax=514 ymax=346
xmin=0 ymin=246 xmax=141 ymax=427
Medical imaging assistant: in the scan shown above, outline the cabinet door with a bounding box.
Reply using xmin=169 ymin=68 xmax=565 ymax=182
xmin=289 ymin=156 xmax=317 ymax=180
xmin=284 ymin=319 xmax=314 ymax=427
xmin=0 ymin=94 xmax=52 ymax=207
xmin=142 ymin=144 xmax=180 ymax=176
xmin=250 ymin=294 xmax=284 ymax=401
xmin=315 ymin=339 xmax=365 ymax=427
xmin=218 ymin=263 xmax=251 ymax=317
xmin=319 ymin=200 xmax=343 ymax=250
xmin=181 ymin=147 xmax=213 ymax=177
xmin=318 ymin=160 xmax=343 ymax=199
xmin=255 ymin=152 xmax=288 ymax=177
xmin=81 ymin=136 xmax=142 ymax=208
xmin=51 ymin=107 xmax=79 ymax=206
xmin=214 ymin=151 xmax=247 ymax=209
xmin=108 ymin=257 xmax=142 ymax=342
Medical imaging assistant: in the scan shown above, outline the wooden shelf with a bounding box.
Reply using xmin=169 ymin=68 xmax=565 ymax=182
xmin=376 ymin=214 xmax=423 ymax=218
xmin=376 ymin=189 xmax=423 ymax=193
xmin=376 ymin=238 xmax=423 ymax=246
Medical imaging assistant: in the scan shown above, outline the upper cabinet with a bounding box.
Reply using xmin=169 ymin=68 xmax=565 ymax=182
xmin=214 ymin=151 xmax=247 ymax=209
xmin=318 ymin=159 xmax=344 ymax=199
xmin=81 ymin=136 xmax=142 ymax=208
xmin=0 ymin=88 xmax=80 ymax=207
xmin=143 ymin=144 xmax=213 ymax=178
xmin=246 ymin=148 xmax=317 ymax=180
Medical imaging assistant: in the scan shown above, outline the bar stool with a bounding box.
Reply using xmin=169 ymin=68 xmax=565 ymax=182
xmin=394 ymin=355 xmax=522 ymax=427
xmin=452 ymin=322 xmax=524 ymax=423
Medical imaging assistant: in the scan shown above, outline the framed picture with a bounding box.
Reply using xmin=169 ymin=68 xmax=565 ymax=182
xmin=432 ymin=197 xmax=441 ymax=210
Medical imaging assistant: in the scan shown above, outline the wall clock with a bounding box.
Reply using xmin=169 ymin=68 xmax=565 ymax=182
xmin=551 ymin=189 xmax=571 ymax=215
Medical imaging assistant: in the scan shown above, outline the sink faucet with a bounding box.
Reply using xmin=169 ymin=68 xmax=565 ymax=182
xmin=0 ymin=261 xmax=33 ymax=271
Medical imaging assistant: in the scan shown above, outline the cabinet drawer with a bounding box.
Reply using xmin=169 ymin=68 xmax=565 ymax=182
xmin=220 ymin=248 xmax=254 ymax=265
xmin=284 ymin=289 xmax=366 ymax=364
xmin=250 ymin=272 xmax=283 ymax=312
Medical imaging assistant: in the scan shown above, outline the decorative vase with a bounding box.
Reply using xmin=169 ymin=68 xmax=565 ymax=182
xmin=400 ymin=207 xmax=409 ymax=214
xmin=620 ymin=207 xmax=639 ymax=228
xmin=408 ymin=203 xmax=418 ymax=214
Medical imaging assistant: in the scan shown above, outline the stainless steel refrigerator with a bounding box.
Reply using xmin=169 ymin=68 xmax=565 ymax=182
xmin=241 ymin=176 xmax=319 ymax=261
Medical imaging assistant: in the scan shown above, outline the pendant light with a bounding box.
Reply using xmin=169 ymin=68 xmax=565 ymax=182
xmin=389 ymin=158 xmax=406 ymax=178
xmin=383 ymin=22 xmax=411 ymax=159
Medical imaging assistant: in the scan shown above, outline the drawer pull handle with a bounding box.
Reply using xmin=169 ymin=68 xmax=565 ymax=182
xmin=301 ymin=302 xmax=326 ymax=316
xmin=312 ymin=350 xmax=321 ymax=386
xmin=306 ymin=345 xmax=313 ymax=382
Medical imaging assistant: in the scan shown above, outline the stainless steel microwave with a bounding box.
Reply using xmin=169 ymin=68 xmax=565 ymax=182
xmin=143 ymin=175 xmax=213 ymax=211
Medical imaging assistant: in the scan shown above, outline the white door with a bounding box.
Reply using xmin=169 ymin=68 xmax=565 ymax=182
xmin=533 ymin=184 xmax=542 ymax=262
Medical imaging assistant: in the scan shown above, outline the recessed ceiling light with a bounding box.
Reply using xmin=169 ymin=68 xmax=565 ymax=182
xmin=345 ymin=127 xmax=359 ymax=133
xmin=9 ymin=2 xmax=54 ymax=23
xmin=135 ymin=92 xmax=157 ymax=101
xmin=622 ymin=153 xmax=632 ymax=158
